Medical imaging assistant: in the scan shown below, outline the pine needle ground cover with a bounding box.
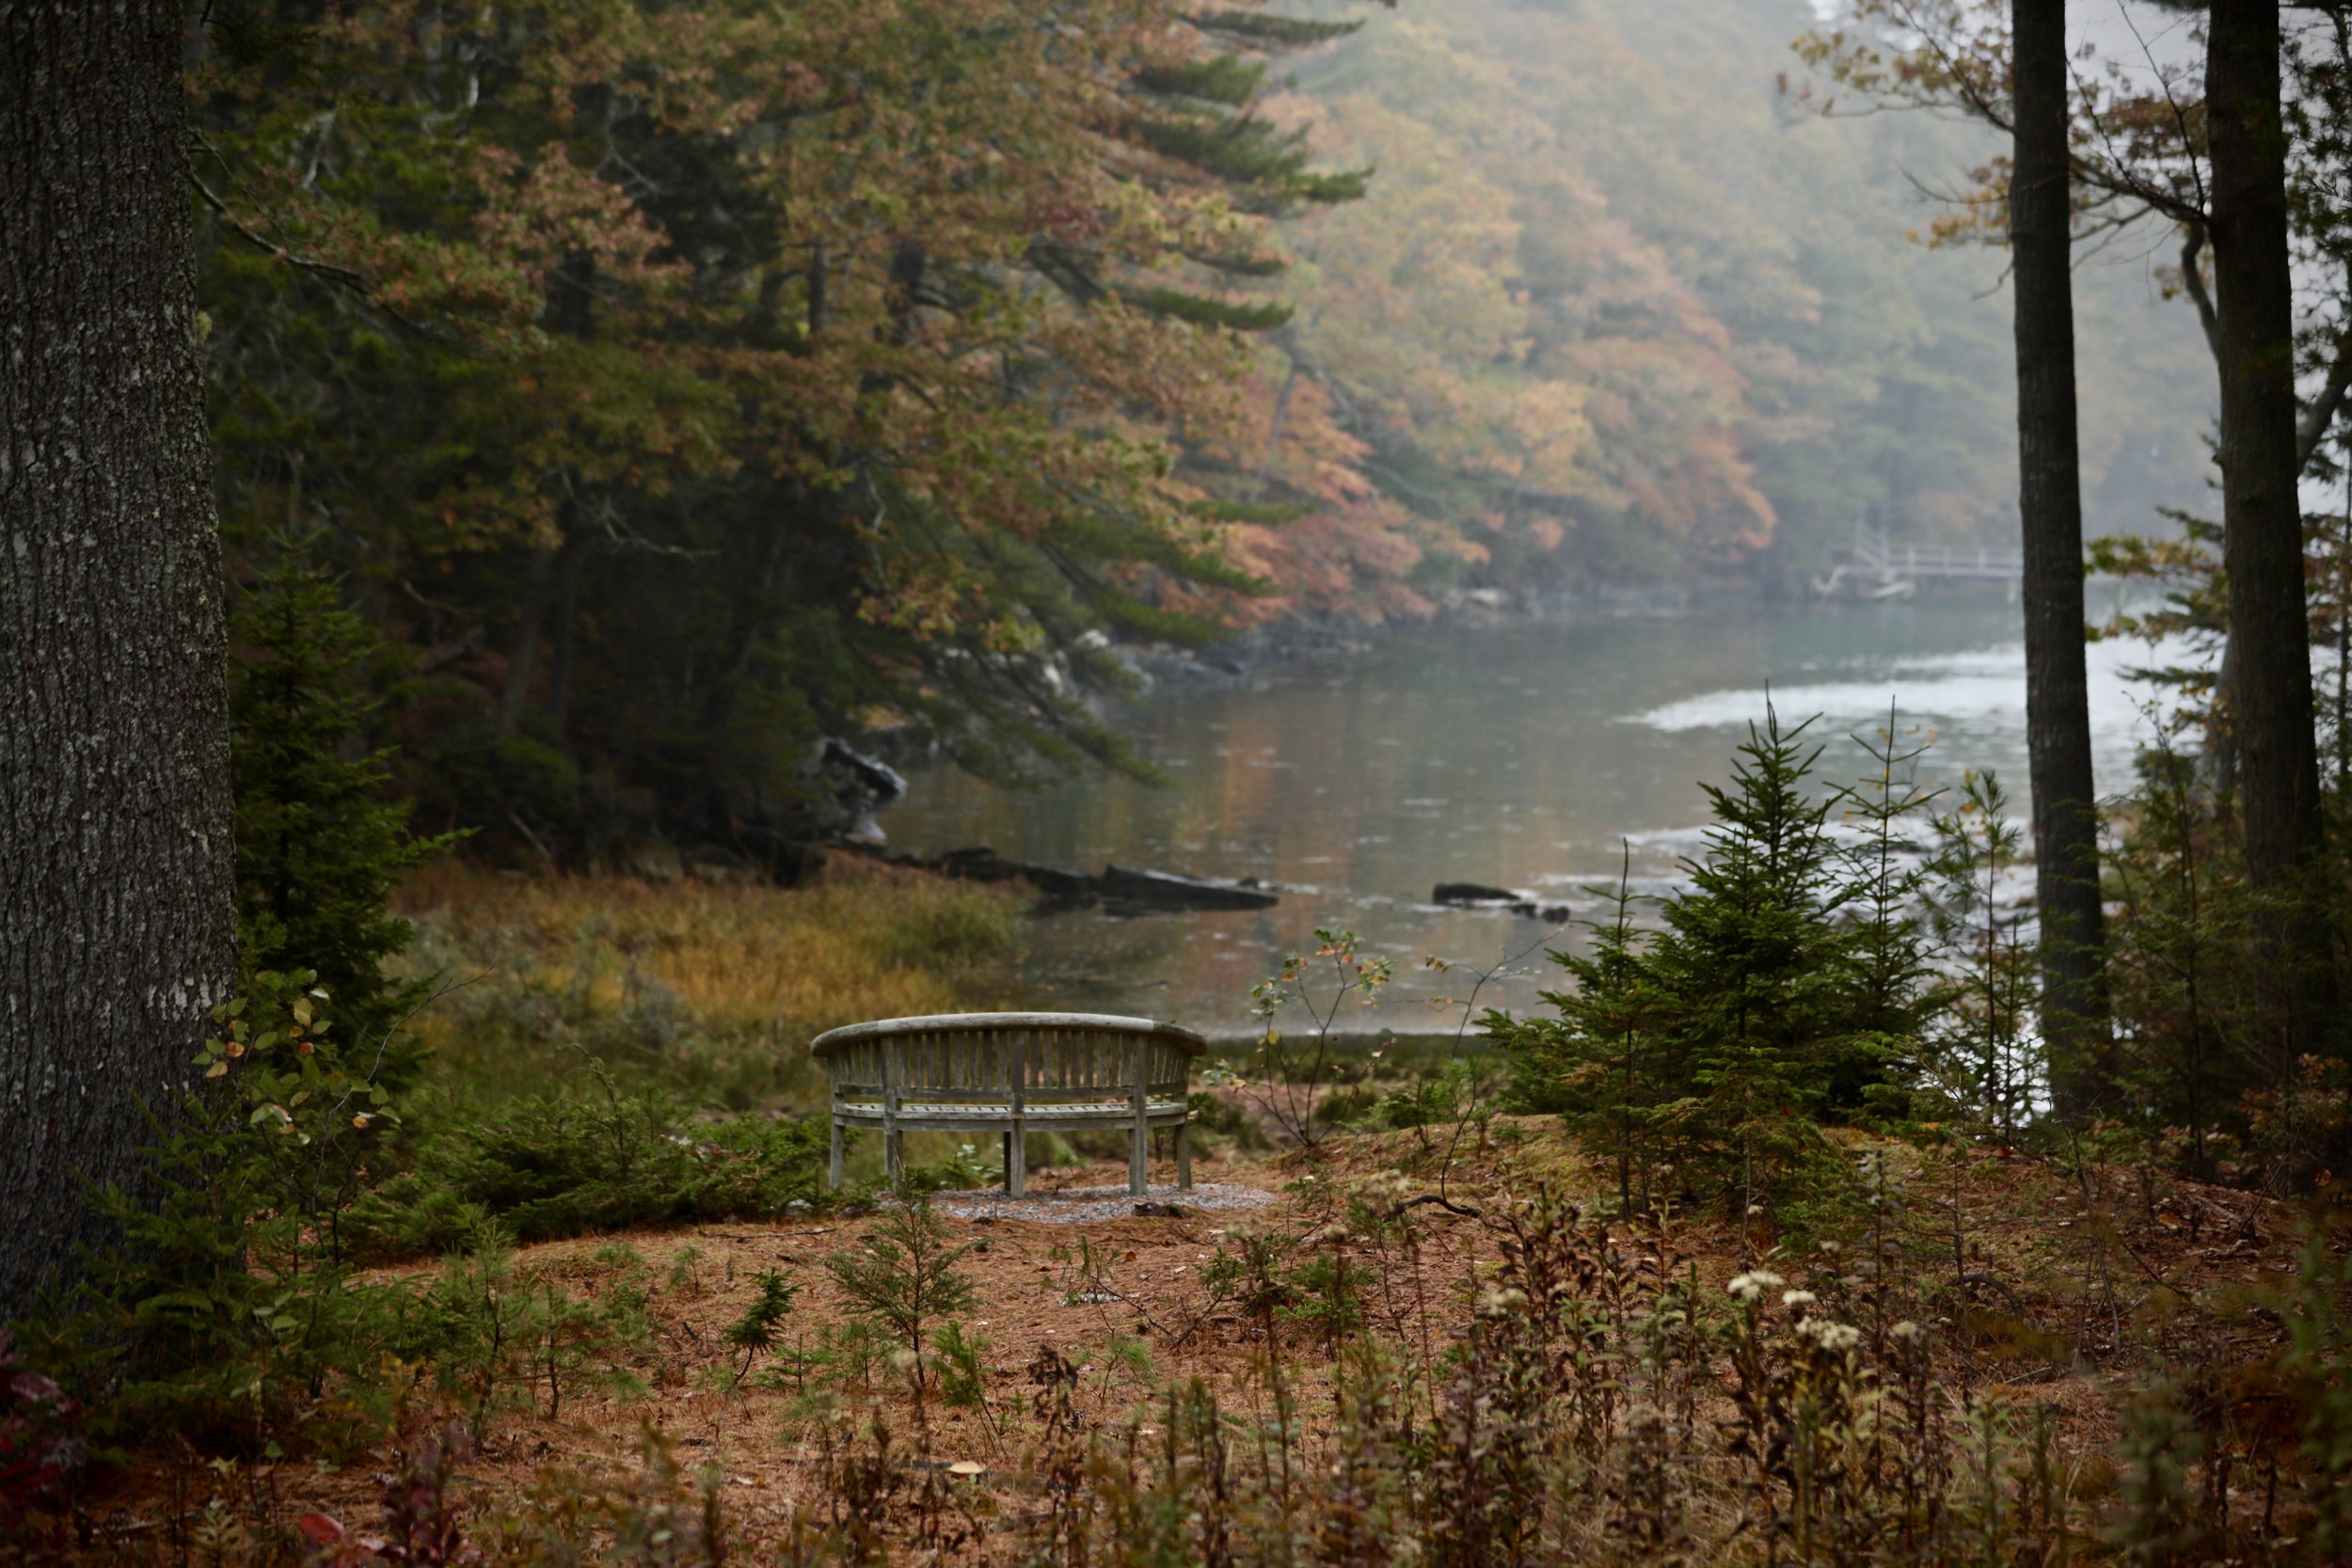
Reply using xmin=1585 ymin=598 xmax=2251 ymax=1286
xmin=17 ymin=1123 xmax=2350 ymax=1566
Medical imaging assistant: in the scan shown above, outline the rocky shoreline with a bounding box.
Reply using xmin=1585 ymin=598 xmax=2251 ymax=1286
xmin=1111 ymin=576 xmax=1766 ymax=691
xmin=817 ymin=578 xmax=1768 ymax=905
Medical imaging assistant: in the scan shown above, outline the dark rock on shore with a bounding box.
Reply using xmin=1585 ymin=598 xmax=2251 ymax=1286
xmin=1434 ymin=881 xmax=1521 ymax=905
xmin=815 ymin=737 xmax=906 ymax=846
xmin=1433 ymin=882 xmax=1572 ymax=924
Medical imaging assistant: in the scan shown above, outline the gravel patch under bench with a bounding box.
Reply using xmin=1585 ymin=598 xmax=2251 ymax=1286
xmin=925 ymin=1181 xmax=1277 ymax=1225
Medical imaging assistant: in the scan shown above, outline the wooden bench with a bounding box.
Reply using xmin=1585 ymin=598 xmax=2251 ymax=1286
xmin=812 ymin=1011 xmax=1204 ymax=1196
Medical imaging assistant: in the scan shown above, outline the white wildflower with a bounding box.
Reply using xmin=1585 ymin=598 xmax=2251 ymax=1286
xmin=1726 ymin=1270 xmax=1785 ymax=1301
xmin=1781 ymin=1290 xmax=1818 ymax=1309
xmin=1794 ymin=1318 xmax=1862 ymax=1354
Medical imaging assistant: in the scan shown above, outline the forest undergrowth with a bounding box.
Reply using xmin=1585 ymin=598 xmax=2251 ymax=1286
xmin=7 ymin=1120 xmax=2348 ymax=1566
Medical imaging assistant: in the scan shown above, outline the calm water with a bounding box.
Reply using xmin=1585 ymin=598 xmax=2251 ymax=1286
xmin=882 ymin=594 xmax=2192 ymax=1042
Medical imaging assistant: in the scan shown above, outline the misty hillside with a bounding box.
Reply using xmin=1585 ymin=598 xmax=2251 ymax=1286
xmin=1262 ymin=0 xmax=2216 ymax=589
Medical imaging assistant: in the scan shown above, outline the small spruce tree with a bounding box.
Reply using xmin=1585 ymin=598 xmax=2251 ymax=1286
xmin=1923 ymin=770 xmax=2042 ymax=1141
xmin=1643 ymin=705 xmax=1861 ymax=1218
xmin=1830 ymin=705 xmax=1943 ymax=1118
xmin=1502 ymin=704 xmax=1939 ymax=1226
xmin=1497 ymin=843 xmax=1660 ymax=1212
xmin=230 ymin=544 xmax=458 ymax=1074
xmin=822 ymin=1197 xmax=976 ymax=1385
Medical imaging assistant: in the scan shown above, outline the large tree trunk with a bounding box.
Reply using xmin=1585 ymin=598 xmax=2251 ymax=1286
xmin=2010 ymin=0 xmax=2110 ymax=1110
xmin=0 ymin=2 xmax=236 ymax=1312
xmin=2208 ymin=0 xmax=2338 ymax=1130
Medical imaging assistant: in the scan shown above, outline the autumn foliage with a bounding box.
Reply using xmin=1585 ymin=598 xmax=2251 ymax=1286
xmin=191 ymin=0 xmax=2214 ymax=856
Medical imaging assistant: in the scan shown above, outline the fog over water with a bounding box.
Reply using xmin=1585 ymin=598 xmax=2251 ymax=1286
xmin=884 ymin=594 xmax=2202 ymax=1040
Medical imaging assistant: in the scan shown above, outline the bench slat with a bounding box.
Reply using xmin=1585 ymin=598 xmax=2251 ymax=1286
xmin=818 ymin=1011 xmax=1199 ymax=1197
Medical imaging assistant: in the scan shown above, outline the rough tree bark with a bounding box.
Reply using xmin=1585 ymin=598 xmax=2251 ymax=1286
xmin=2208 ymin=0 xmax=2338 ymax=1111
xmin=2179 ymin=227 xmax=2347 ymax=803
xmin=2010 ymin=0 xmax=2110 ymax=1109
xmin=0 ymin=2 xmax=236 ymax=1311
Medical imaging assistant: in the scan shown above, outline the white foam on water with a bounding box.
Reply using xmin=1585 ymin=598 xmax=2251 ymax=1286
xmin=1618 ymin=633 xmax=2207 ymax=788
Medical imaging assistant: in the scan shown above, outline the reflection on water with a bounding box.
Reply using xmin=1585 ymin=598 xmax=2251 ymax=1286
xmin=882 ymin=596 xmax=2197 ymax=1039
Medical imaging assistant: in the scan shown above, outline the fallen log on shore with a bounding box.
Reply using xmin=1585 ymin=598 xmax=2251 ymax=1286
xmin=877 ymin=846 xmax=1281 ymax=912
xmin=1100 ymin=863 xmax=1279 ymax=911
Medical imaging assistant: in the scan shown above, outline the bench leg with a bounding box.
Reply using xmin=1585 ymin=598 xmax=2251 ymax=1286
xmin=1008 ymin=1122 xmax=1026 ymax=1198
xmin=1130 ymin=1113 xmax=1149 ymax=1197
xmin=1175 ymin=1122 xmax=1192 ymax=1190
xmin=885 ymin=1128 xmax=902 ymax=1185
xmin=829 ymin=1117 xmax=844 ymax=1191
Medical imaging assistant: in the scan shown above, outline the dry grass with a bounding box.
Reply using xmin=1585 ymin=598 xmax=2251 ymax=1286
xmin=389 ymin=860 xmax=1023 ymax=1108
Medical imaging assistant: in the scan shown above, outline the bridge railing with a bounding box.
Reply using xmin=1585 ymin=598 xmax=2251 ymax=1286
xmin=1851 ymin=538 xmax=2026 ymax=578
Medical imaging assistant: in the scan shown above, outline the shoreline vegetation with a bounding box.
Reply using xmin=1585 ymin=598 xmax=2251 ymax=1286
xmin=1095 ymin=574 xmax=1817 ymax=698
xmin=390 ymin=858 xmax=1490 ymax=1124
xmin=389 ymin=861 xmax=1026 ymax=1111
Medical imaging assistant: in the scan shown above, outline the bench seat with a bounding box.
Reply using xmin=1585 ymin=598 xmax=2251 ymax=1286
xmin=812 ymin=1011 xmax=1204 ymax=1196
xmin=831 ymin=1097 xmax=1189 ymax=1131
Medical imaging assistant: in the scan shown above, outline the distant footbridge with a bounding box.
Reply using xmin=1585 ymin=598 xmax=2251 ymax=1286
xmin=1812 ymin=524 xmax=2025 ymax=600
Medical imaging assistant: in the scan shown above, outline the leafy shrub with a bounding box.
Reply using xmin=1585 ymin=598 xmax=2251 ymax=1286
xmin=1376 ymin=1066 xmax=1455 ymax=1130
xmin=23 ymin=971 xmax=424 ymax=1450
xmin=1315 ymin=1083 xmax=1383 ymax=1131
xmin=899 ymin=1141 xmax=999 ymax=1193
xmin=1186 ymin=1086 xmax=1264 ymax=1150
xmin=293 ymin=1418 xmax=476 ymax=1567
xmin=1246 ymin=928 xmax=1395 ymax=1144
xmin=0 ymin=1329 xmax=86 ymax=1544
xmin=17 ymin=973 xmax=819 ymax=1453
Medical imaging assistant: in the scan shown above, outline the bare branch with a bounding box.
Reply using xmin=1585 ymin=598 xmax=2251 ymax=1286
xmin=187 ymin=153 xmax=475 ymax=350
xmin=2178 ymin=219 xmax=2222 ymax=360
xmin=188 ymin=166 xmax=370 ymax=293
xmin=2296 ymin=320 xmax=2352 ymax=468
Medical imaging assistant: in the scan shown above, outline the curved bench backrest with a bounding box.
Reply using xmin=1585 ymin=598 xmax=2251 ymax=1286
xmin=813 ymin=1012 xmax=1202 ymax=1104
